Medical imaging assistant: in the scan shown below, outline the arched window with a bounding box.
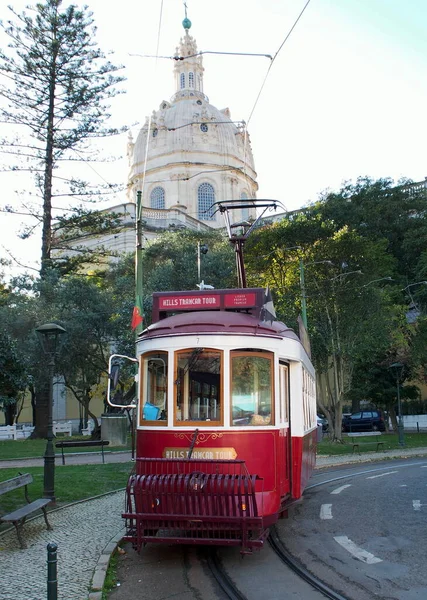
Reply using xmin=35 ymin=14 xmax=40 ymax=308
xmin=189 ymin=72 xmax=194 ymax=88
xmin=180 ymin=73 xmax=185 ymax=89
xmin=150 ymin=187 xmax=165 ymax=209
xmin=198 ymin=183 xmax=215 ymax=221
xmin=241 ymin=192 xmax=250 ymax=221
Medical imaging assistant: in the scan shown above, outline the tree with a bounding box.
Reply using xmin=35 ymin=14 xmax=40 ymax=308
xmin=0 ymin=330 xmax=29 ymax=424
xmin=53 ymin=275 xmax=129 ymax=436
xmin=315 ymin=176 xmax=427 ymax=281
xmin=140 ymin=230 xmax=236 ymax=323
xmin=245 ymin=210 xmax=400 ymax=440
xmin=0 ymin=0 xmax=125 ymax=276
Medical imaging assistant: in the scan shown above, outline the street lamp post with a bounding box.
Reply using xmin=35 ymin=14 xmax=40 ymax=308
xmin=390 ymin=362 xmax=405 ymax=447
xmin=197 ymin=242 xmax=208 ymax=284
xmin=35 ymin=323 xmax=66 ymax=502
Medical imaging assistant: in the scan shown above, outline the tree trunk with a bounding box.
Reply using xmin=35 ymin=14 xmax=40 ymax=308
xmin=40 ymin=23 xmax=59 ymax=278
xmin=30 ymin=376 xmax=49 ymax=438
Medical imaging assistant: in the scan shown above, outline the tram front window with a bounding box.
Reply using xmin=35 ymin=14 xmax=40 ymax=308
xmin=175 ymin=349 xmax=221 ymax=423
xmin=141 ymin=352 xmax=168 ymax=422
xmin=231 ymin=352 xmax=273 ymax=426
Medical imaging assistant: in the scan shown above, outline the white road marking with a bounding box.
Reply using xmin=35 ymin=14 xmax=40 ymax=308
xmin=320 ymin=504 xmax=333 ymax=519
xmin=331 ymin=484 xmax=351 ymax=495
xmin=413 ymin=500 xmax=427 ymax=511
xmin=334 ymin=536 xmax=382 ymax=564
xmin=366 ymin=471 xmax=398 ymax=479
xmin=399 ymin=484 xmax=407 ymax=487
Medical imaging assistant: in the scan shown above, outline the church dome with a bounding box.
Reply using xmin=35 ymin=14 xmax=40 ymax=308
xmin=127 ymin=26 xmax=258 ymax=228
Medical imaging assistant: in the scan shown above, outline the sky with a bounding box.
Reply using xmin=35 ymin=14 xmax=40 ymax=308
xmin=1 ymin=0 xmax=427 ymax=277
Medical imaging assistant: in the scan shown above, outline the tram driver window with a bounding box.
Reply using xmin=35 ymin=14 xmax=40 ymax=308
xmin=175 ymin=349 xmax=221 ymax=424
xmin=231 ymin=351 xmax=273 ymax=426
xmin=141 ymin=352 xmax=168 ymax=422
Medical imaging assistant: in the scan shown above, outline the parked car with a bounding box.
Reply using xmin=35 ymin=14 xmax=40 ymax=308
xmin=317 ymin=415 xmax=328 ymax=431
xmin=342 ymin=410 xmax=385 ymax=432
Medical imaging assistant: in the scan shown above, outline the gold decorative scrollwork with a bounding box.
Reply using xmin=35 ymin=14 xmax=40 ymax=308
xmin=173 ymin=432 xmax=224 ymax=444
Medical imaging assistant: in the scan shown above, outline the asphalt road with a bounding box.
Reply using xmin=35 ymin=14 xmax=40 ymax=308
xmin=280 ymin=457 xmax=427 ymax=600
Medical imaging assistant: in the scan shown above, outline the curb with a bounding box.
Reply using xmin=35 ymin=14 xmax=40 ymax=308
xmin=88 ymin=528 xmax=126 ymax=600
xmin=315 ymin=447 xmax=427 ymax=469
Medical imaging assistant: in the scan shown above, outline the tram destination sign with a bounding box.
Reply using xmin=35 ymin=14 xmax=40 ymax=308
xmin=159 ymin=294 xmax=220 ymax=310
xmin=163 ymin=447 xmax=237 ymax=460
xmin=153 ymin=288 xmax=265 ymax=321
xmin=157 ymin=291 xmax=257 ymax=311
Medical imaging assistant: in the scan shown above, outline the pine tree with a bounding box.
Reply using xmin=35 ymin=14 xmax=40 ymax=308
xmin=0 ymin=0 xmax=125 ymax=276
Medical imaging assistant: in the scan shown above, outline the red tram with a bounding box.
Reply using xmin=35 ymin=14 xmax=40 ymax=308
xmin=108 ymin=286 xmax=316 ymax=554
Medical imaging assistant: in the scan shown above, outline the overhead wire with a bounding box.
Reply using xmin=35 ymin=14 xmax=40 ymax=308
xmin=246 ymin=0 xmax=312 ymax=127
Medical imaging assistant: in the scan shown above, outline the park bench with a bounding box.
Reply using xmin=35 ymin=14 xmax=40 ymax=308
xmin=347 ymin=431 xmax=385 ymax=453
xmin=0 ymin=425 xmax=18 ymax=440
xmin=81 ymin=420 xmax=95 ymax=436
xmin=53 ymin=421 xmax=73 ymax=436
xmin=0 ymin=473 xmax=52 ymax=549
xmin=55 ymin=440 xmax=110 ymax=465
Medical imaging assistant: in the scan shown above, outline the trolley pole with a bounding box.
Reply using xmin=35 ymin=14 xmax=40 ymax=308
xmin=47 ymin=543 xmax=58 ymax=600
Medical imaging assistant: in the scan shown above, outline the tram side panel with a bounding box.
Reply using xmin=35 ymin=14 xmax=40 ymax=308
xmin=289 ymin=360 xmax=317 ymax=499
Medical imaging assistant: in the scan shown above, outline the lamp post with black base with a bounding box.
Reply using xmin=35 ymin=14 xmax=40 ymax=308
xmin=35 ymin=323 xmax=66 ymax=503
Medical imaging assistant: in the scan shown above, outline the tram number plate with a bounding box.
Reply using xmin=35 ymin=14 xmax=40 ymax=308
xmin=163 ymin=447 xmax=237 ymax=460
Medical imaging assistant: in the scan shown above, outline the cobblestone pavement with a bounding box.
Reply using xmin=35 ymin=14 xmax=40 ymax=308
xmin=0 ymin=490 xmax=126 ymax=600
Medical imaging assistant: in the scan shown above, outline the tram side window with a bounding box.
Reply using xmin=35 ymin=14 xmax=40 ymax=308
xmin=231 ymin=352 xmax=273 ymax=426
xmin=141 ymin=352 xmax=168 ymax=422
xmin=175 ymin=349 xmax=221 ymax=424
xmin=302 ymin=366 xmax=316 ymax=431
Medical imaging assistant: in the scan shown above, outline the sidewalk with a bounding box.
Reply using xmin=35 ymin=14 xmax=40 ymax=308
xmin=316 ymin=445 xmax=427 ymax=468
xmin=0 ymin=450 xmax=133 ymax=470
xmin=1 ymin=447 xmax=427 ymax=599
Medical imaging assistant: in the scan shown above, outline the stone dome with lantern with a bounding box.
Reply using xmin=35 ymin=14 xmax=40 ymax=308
xmin=126 ymin=17 xmax=258 ymax=231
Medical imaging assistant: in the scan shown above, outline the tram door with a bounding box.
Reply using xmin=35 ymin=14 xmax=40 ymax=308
xmin=279 ymin=362 xmax=291 ymax=494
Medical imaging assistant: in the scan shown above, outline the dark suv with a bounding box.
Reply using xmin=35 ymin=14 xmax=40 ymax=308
xmin=342 ymin=410 xmax=385 ymax=432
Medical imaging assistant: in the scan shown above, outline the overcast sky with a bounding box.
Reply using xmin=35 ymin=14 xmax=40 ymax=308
xmin=1 ymin=0 xmax=426 ymax=277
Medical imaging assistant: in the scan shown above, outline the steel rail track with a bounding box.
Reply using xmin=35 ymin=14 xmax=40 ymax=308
xmin=206 ymin=548 xmax=250 ymax=600
xmin=268 ymin=526 xmax=350 ymax=600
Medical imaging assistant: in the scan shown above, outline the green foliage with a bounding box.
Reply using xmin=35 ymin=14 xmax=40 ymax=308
xmin=140 ymin=230 xmax=235 ymax=323
xmin=0 ymin=331 xmax=28 ymax=422
xmin=0 ymin=0 xmax=126 ymax=273
xmin=245 ymin=176 xmax=427 ymax=438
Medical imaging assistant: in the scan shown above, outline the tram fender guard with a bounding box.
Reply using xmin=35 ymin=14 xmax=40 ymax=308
xmin=123 ymin=459 xmax=268 ymax=553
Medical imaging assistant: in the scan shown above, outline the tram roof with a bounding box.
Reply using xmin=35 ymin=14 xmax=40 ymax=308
xmin=138 ymin=310 xmax=300 ymax=341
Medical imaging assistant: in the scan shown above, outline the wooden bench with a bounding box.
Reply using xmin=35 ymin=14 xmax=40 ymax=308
xmin=55 ymin=440 xmax=110 ymax=465
xmin=0 ymin=473 xmax=52 ymax=548
xmin=347 ymin=431 xmax=385 ymax=453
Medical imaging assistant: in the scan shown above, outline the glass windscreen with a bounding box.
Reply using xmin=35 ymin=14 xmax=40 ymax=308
xmin=231 ymin=352 xmax=273 ymax=426
xmin=175 ymin=349 xmax=221 ymax=423
xmin=141 ymin=352 xmax=168 ymax=422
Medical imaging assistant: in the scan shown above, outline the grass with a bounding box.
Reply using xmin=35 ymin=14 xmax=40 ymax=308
xmin=0 ymin=462 xmax=132 ymax=518
xmin=0 ymin=436 xmax=132 ymax=460
xmin=101 ymin=548 xmax=119 ymax=599
xmin=318 ymin=431 xmax=427 ymax=455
